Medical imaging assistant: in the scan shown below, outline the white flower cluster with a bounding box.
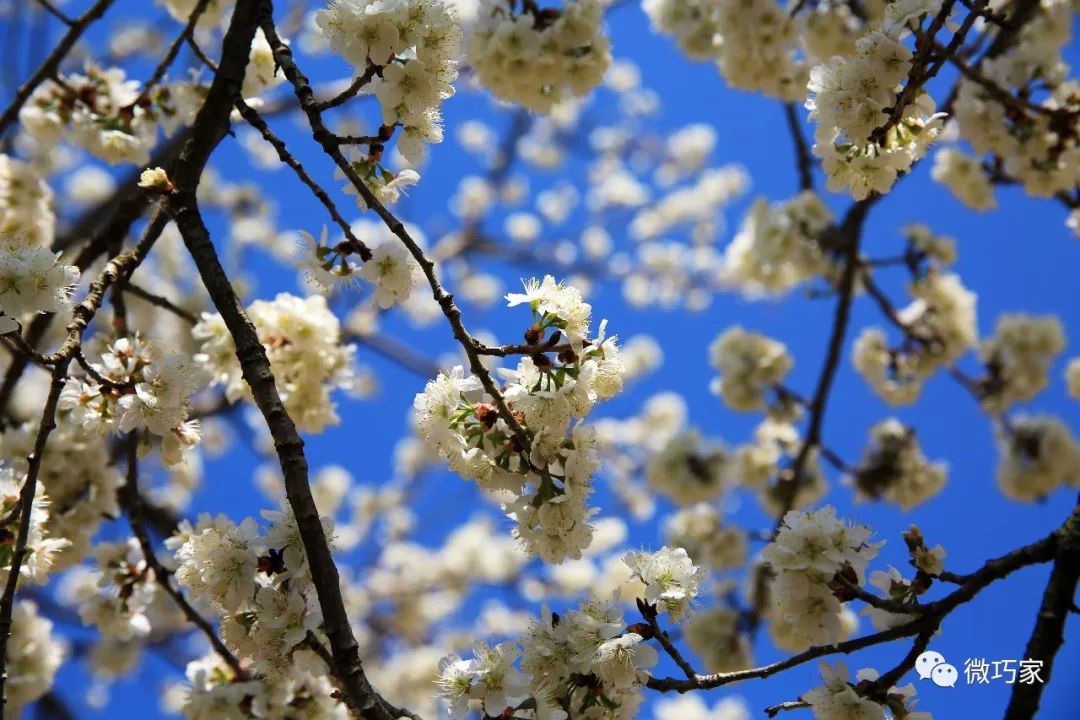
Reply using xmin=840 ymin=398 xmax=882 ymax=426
xmin=413 ymin=276 xmax=623 ymax=562
xmin=316 ymin=0 xmax=461 ymax=165
xmin=157 ymin=0 xmax=233 ymax=28
xmin=709 ymin=326 xmax=794 ymax=412
xmin=59 ymin=335 xmax=202 ymax=465
xmin=0 ymin=466 xmax=69 ymax=587
xmin=439 ymin=598 xmax=657 ymax=719
xmin=21 ymin=66 xmax=163 ymax=165
xmin=0 ymin=179 xmax=79 ymax=332
xmin=298 ymin=221 xmax=423 ymax=306
xmin=953 ymin=1 xmax=1080 ymax=201
xmin=762 ymin=506 xmax=880 ymax=650
xmin=0 ymin=418 xmax=120 ymax=569
xmin=643 ymin=0 xmax=807 ymax=100
xmin=170 ymin=508 xmax=332 ymax=679
xmin=0 ymin=154 xmax=54 ymax=246
xmin=645 ymin=429 xmax=730 ymax=506
xmin=242 ymin=28 xmax=286 ymax=99
xmin=978 ymin=314 xmax=1066 ymax=413
xmin=996 ymin=415 xmax=1080 ymax=501
xmin=721 ymin=190 xmax=835 ymax=296
xmin=193 ymin=293 xmax=357 ymax=433
xmin=71 ymin=539 xmax=159 ymax=641
xmin=733 ymin=418 xmax=828 ymax=517
xmin=467 ymin=0 xmax=611 ymax=113
xmin=806 ymin=1 xmax=947 ymax=198
xmin=1067 ymin=358 xmax=1080 ymax=400
xmin=848 ymin=419 xmax=947 ymax=510
xmin=4 ymin=600 xmax=67 ymax=716
xmin=854 ymin=270 xmax=977 ymax=405
xmin=931 ymin=147 xmax=997 ymax=211
xmin=665 ymin=503 xmax=747 ymax=571
xmin=805 ymin=661 xmax=932 ymax=720
xmin=684 ymin=604 xmax=754 ymax=674
xmin=623 ymin=546 xmax=703 ymax=622
xmin=181 ymin=652 xmax=348 ymax=720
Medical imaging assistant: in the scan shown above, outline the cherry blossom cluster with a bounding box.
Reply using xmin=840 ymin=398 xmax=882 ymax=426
xmin=853 ymin=230 xmax=977 ymax=405
xmin=708 ymin=326 xmax=794 ymax=412
xmin=847 ymin=418 xmax=947 ymax=510
xmin=0 ymin=154 xmax=54 ymax=247
xmin=664 ymin=503 xmax=747 ymax=572
xmin=721 ymin=190 xmax=836 ymax=296
xmin=20 ymin=66 xmax=178 ymax=166
xmin=193 ymin=293 xmax=357 ymax=433
xmin=467 ymin=0 xmax=612 ymax=113
xmin=977 ymin=314 xmax=1065 ymax=413
xmin=317 ymin=0 xmax=462 ymax=168
xmin=644 ymin=0 xmax=809 ymax=101
xmin=413 ymin=275 xmax=623 ymax=562
xmin=59 ymin=335 xmax=202 ymax=465
xmin=806 ymin=2 xmax=947 ymax=198
xmin=0 ymin=467 xmax=69 ymax=588
xmin=761 ymin=506 xmax=881 ymax=651
xmin=438 ymin=548 xmax=701 ymax=719
xmin=158 ymin=0 xmax=233 ymax=28
xmin=930 ymin=147 xmax=997 ymax=211
xmin=3 ymin=600 xmax=66 ymax=716
xmin=952 ymin=1 xmax=1080 ymax=203
xmin=181 ymin=653 xmax=347 ymax=720
xmin=297 ymin=219 xmax=423 ymax=305
xmin=804 ymin=661 xmax=932 ymax=720
xmin=170 ymin=509 xmax=330 ymax=678
xmin=0 ymin=157 xmax=78 ymax=332
xmin=0 ymin=417 xmax=120 ymax=570
xmin=645 ymin=429 xmax=731 ymax=506
xmin=995 ymin=415 xmax=1080 ymax=502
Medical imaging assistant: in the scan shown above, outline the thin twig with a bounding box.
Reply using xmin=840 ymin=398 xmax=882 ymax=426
xmin=121 ymin=434 xmax=248 ymax=677
xmin=314 ymin=65 xmax=380 ymax=112
xmin=651 ymin=520 xmax=1060 ymax=692
xmin=765 ymin=700 xmax=810 ymax=717
xmin=122 ymin=283 xmax=200 ymax=324
xmin=783 ymin=102 xmax=814 ymax=191
xmin=34 ymin=0 xmax=74 ymax=25
xmin=232 ymin=95 xmax=372 ymax=261
xmin=134 ymin=0 xmax=212 ymax=105
xmin=262 ymin=13 xmax=530 ymax=453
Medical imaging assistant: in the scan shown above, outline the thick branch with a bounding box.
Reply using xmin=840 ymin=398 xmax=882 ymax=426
xmin=166 ymin=5 xmax=411 ymax=716
xmin=1004 ymin=495 xmax=1080 ymax=720
xmin=0 ymin=359 xmax=70 ymax=714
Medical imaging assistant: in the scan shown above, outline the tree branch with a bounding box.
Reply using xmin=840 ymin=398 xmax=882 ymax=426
xmin=652 ymin=517 xmax=1060 ymax=692
xmin=166 ymin=4 xmax=412 ymax=716
xmin=1004 ymin=494 xmax=1080 ymax=720
xmin=120 ymin=434 xmax=248 ymax=677
xmin=260 ymin=10 xmax=530 ymax=452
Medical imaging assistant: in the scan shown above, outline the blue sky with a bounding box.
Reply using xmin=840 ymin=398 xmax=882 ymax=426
xmin=6 ymin=1 xmax=1080 ymax=718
